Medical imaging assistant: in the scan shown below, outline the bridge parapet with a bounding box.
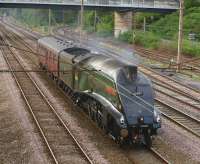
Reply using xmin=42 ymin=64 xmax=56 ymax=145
xmin=0 ymin=0 xmax=179 ymax=10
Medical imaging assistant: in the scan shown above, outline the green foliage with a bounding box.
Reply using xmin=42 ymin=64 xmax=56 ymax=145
xmin=83 ymin=11 xmax=114 ymax=36
xmin=96 ymin=11 xmax=114 ymax=36
xmin=182 ymin=40 xmax=200 ymax=56
xmin=84 ymin=11 xmax=95 ymax=27
xmin=150 ymin=12 xmax=179 ymax=39
xmin=118 ymin=31 xmax=133 ymax=43
xmin=63 ymin=10 xmax=78 ymax=25
xmin=118 ymin=30 xmax=161 ymax=49
xmin=10 ymin=9 xmax=49 ymax=27
xmin=134 ymin=31 xmax=161 ymax=49
xmin=83 ymin=11 xmax=95 ymax=32
xmin=96 ymin=23 xmax=113 ymax=36
xmin=185 ymin=0 xmax=200 ymax=8
xmin=184 ymin=7 xmax=200 ymax=37
xmin=135 ymin=12 xmax=163 ymax=26
xmin=167 ymin=39 xmax=200 ymax=57
xmin=149 ymin=7 xmax=200 ymax=40
xmin=2 ymin=2 xmax=199 ymax=57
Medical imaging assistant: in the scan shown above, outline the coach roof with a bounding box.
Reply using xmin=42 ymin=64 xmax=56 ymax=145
xmin=38 ymin=36 xmax=74 ymax=53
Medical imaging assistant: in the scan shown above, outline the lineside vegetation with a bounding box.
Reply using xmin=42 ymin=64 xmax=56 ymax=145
xmin=1 ymin=0 xmax=199 ymax=56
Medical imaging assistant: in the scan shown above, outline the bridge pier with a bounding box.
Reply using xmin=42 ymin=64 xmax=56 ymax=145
xmin=114 ymin=11 xmax=132 ymax=38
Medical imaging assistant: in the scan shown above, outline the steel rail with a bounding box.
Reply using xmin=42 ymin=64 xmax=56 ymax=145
xmin=4 ymin=22 xmax=173 ymax=164
xmin=3 ymin=23 xmax=191 ymax=164
xmin=0 ymin=29 xmax=93 ymax=164
xmin=154 ymin=87 xmax=200 ymax=112
xmin=0 ymin=22 xmax=36 ymax=52
xmin=155 ymin=99 xmax=200 ymax=138
xmin=5 ymin=23 xmax=173 ymax=164
xmin=134 ymin=47 xmax=200 ymax=73
xmin=0 ymin=38 xmax=59 ymax=164
xmin=150 ymin=148 xmax=170 ymax=164
xmin=154 ymin=87 xmax=200 ymax=110
xmin=3 ymin=21 xmax=40 ymax=40
xmin=152 ymin=79 xmax=200 ymax=103
xmin=139 ymin=66 xmax=200 ymax=96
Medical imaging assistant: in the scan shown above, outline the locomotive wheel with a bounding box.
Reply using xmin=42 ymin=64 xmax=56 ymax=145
xmin=102 ymin=124 xmax=109 ymax=134
xmin=91 ymin=108 xmax=96 ymax=121
xmin=87 ymin=100 xmax=96 ymax=121
xmin=144 ymin=130 xmax=152 ymax=148
xmin=108 ymin=118 xmax=118 ymax=138
xmin=72 ymin=93 xmax=80 ymax=106
xmin=87 ymin=103 xmax=92 ymax=118
xmin=96 ymin=112 xmax=102 ymax=128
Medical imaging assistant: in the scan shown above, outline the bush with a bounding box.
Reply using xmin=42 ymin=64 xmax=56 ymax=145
xmin=96 ymin=23 xmax=113 ymax=37
xmin=118 ymin=31 xmax=133 ymax=43
xmin=182 ymin=40 xmax=200 ymax=56
xmin=134 ymin=31 xmax=161 ymax=49
xmin=164 ymin=39 xmax=200 ymax=57
xmin=118 ymin=30 xmax=161 ymax=49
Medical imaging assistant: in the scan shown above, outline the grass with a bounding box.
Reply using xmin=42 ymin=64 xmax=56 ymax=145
xmin=118 ymin=30 xmax=200 ymax=57
xmin=164 ymin=39 xmax=200 ymax=57
xmin=118 ymin=30 xmax=161 ymax=49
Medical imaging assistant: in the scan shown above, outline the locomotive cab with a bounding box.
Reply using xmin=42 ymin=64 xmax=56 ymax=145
xmin=116 ymin=66 xmax=161 ymax=147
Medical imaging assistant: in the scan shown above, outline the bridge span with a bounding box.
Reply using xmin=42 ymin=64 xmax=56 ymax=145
xmin=0 ymin=0 xmax=180 ymax=38
xmin=0 ymin=0 xmax=179 ymax=11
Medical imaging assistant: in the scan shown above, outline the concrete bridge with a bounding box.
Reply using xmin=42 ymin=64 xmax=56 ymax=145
xmin=0 ymin=0 xmax=180 ymax=38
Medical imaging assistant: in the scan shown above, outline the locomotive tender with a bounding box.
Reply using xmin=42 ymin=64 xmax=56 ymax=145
xmin=38 ymin=36 xmax=161 ymax=147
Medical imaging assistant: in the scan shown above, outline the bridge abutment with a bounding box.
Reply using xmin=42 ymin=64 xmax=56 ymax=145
xmin=114 ymin=11 xmax=132 ymax=38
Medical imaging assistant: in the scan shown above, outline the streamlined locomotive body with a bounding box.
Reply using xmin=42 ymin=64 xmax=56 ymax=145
xmin=38 ymin=36 xmax=161 ymax=147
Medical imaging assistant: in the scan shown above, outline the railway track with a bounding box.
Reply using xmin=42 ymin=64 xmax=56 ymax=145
xmin=134 ymin=46 xmax=173 ymax=64
xmin=140 ymin=67 xmax=200 ymax=115
xmin=3 ymin=22 xmax=200 ymax=163
xmin=0 ymin=23 xmax=36 ymax=52
xmin=155 ymin=99 xmax=200 ymax=138
xmin=0 ymin=30 xmax=93 ymax=164
xmin=77 ymin=29 xmax=200 ymax=133
xmin=150 ymin=147 xmax=170 ymax=164
xmin=139 ymin=66 xmax=200 ymax=100
xmin=53 ymin=27 xmax=200 ymax=131
xmin=139 ymin=67 xmax=200 ymax=137
xmin=154 ymin=83 xmax=200 ymax=112
xmin=53 ymin=28 xmax=200 ymax=163
xmin=134 ymin=46 xmax=200 ymax=73
xmin=1 ymin=22 xmax=173 ymax=164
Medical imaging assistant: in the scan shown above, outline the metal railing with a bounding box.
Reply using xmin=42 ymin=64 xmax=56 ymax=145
xmin=0 ymin=0 xmax=179 ymax=9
